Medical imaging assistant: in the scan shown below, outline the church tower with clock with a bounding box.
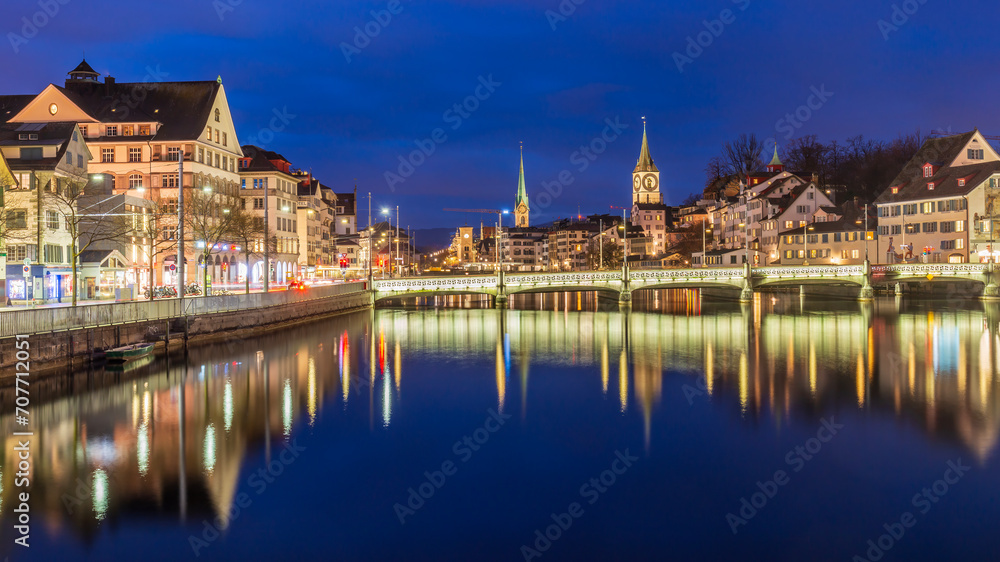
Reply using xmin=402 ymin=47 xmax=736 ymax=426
xmin=633 ymin=120 xmax=662 ymax=205
xmin=515 ymin=144 xmax=530 ymax=227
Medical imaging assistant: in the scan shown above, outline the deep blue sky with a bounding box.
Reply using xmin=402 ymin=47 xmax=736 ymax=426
xmin=2 ymin=0 xmax=994 ymax=228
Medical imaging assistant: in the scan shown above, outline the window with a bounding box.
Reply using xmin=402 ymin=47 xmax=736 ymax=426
xmin=77 ymin=154 xmax=83 ymax=168
xmin=927 ymin=183 xmax=934 ymax=190
xmin=139 ymin=125 xmax=151 ymax=136
xmin=822 ymin=234 xmax=829 ymax=243
xmin=851 ymin=249 xmax=859 ymax=259
xmin=957 ymin=239 xmax=965 ymax=249
xmin=65 ymin=152 xmax=72 ymax=165
xmin=102 ymin=148 xmax=115 ymax=163
xmin=215 ymin=108 xmax=221 ymax=122
xmin=7 ymin=210 xmax=27 ymax=229
xmin=215 ymin=153 xmax=220 ymax=168
xmin=162 ymin=173 xmax=179 ymax=188
xmin=162 ymin=227 xmax=177 ymax=241
xmin=129 ymin=147 xmax=142 ymax=163
xmin=20 ymin=147 xmax=42 ymax=160
xmin=941 ymin=240 xmax=956 ymax=250
xmin=879 ymin=226 xmax=889 ymax=236
xmin=122 ymin=125 xmax=134 ymax=136
xmin=254 ymin=198 xmax=264 ymax=209
xmin=892 ymin=205 xmax=901 ymax=216
xmin=222 ymin=132 xmax=227 ymax=146
xmin=968 ymin=149 xmax=984 ymax=160
xmin=167 ymin=146 xmax=181 ymax=161
xmin=129 ymin=174 xmax=143 ymax=189
xmin=807 ymin=192 xmax=814 ymax=200
xmin=891 ymin=187 xmax=899 ymax=195
xmin=106 ymin=126 xmax=118 ymax=136
xmin=958 ymin=179 xmax=966 ymax=187
xmin=215 ymin=130 xmax=220 ymax=143
xmin=199 ymin=147 xmax=204 ymax=163
xmin=923 ymin=222 xmax=937 ymax=233
xmin=957 ymin=220 xmax=965 ymax=232
xmin=891 ymin=225 xmax=902 ymax=235
xmin=924 ymin=165 xmax=933 ymax=178
xmin=207 ymin=126 xmax=212 ymax=139
xmin=921 ymin=202 xmax=935 ymax=214
xmin=163 ymin=199 xmax=178 ymax=213
xmin=46 ymin=210 xmax=59 ymax=230
xmin=43 ymin=244 xmax=63 ymax=263
xmin=78 ymin=126 xmax=87 ymax=138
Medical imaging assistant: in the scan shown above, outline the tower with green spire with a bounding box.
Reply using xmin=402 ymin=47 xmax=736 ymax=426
xmin=515 ymin=143 xmax=530 ymax=227
xmin=633 ymin=118 xmax=661 ymax=205
xmin=766 ymin=144 xmax=784 ymax=173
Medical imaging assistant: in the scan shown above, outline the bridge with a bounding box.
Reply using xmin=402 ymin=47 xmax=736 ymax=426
xmin=371 ymin=261 xmax=1000 ymax=306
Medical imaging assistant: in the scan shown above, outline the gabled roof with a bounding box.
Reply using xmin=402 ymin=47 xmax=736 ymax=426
xmin=0 ymin=122 xmax=78 ymax=169
xmin=56 ymin=79 xmax=223 ymax=140
xmin=0 ymin=95 xmax=36 ymax=122
xmin=875 ymin=130 xmax=993 ymax=204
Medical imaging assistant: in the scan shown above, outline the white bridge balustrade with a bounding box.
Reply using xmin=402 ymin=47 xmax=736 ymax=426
xmin=372 ymin=261 xmax=1000 ymax=307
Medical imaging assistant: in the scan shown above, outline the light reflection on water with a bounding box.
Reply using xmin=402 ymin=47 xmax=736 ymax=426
xmin=0 ymin=291 xmax=999 ymax=560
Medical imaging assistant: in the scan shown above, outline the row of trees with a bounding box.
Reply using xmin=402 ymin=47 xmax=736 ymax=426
xmin=1 ymin=178 xmax=274 ymax=306
xmin=703 ymin=131 xmax=927 ymax=203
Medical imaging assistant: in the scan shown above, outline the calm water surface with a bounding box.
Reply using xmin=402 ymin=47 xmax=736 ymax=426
xmin=2 ymin=292 xmax=999 ymax=561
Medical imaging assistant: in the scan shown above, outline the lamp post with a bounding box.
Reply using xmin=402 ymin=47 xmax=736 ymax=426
xmin=702 ymin=224 xmax=712 ymax=268
xmin=803 ymin=224 xmax=814 ymax=266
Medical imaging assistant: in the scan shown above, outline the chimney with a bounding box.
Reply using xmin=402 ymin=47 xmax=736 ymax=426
xmin=811 ymin=172 xmax=820 ymax=185
xmin=104 ymin=75 xmax=115 ymax=97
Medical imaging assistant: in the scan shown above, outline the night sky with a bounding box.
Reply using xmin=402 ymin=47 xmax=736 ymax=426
xmin=2 ymin=0 xmax=993 ymax=228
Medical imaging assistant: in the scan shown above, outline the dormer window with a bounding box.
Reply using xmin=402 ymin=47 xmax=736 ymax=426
xmin=891 ymin=186 xmax=899 ymax=194
xmin=958 ymin=179 xmax=966 ymax=187
xmin=928 ymin=182 xmax=935 ymax=190
xmin=923 ymin=164 xmax=934 ymax=178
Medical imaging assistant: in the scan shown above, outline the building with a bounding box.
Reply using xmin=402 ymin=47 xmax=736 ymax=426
xmin=874 ymin=130 xmax=999 ymax=264
xmin=505 ymin=227 xmax=548 ymax=271
xmin=0 ymin=119 xmax=90 ymax=302
xmin=2 ymin=60 xmax=247 ymax=288
xmin=238 ymin=146 xmax=301 ymax=283
xmin=776 ymin=218 xmax=875 ymax=265
xmin=450 ymin=226 xmax=478 ymax=266
xmin=334 ymin=189 xmax=357 ymax=236
xmin=548 ymin=220 xmax=598 ymax=271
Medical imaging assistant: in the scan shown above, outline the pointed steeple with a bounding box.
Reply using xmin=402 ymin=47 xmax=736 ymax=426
xmin=766 ymin=143 xmax=785 ymax=173
xmin=769 ymin=144 xmax=782 ymax=167
xmin=634 ymin=118 xmax=659 ymax=173
xmin=516 ymin=143 xmax=527 ymax=207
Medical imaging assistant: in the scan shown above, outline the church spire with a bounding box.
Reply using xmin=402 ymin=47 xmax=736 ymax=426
xmin=634 ymin=117 xmax=659 ymax=173
xmin=515 ymin=143 xmax=530 ymax=227
xmin=766 ymin=143 xmax=785 ymax=172
xmin=516 ymin=142 xmax=527 ymax=207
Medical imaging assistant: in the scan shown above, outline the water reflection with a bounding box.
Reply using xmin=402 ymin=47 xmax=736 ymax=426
xmin=0 ymin=293 xmax=999 ymax=550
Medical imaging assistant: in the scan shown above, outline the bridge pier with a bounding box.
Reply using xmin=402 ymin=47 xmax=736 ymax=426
xmin=739 ymin=263 xmax=753 ymax=303
xmin=618 ymin=290 xmax=632 ymax=309
xmin=494 ymin=294 xmax=509 ymax=309
xmin=858 ymin=259 xmax=874 ymax=302
xmin=982 ymin=263 xmax=1000 ymax=301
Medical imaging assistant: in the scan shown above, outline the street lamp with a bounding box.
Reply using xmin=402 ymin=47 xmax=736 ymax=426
xmin=803 ymin=225 xmax=815 ymax=266
xmin=702 ymin=225 xmax=712 ymax=268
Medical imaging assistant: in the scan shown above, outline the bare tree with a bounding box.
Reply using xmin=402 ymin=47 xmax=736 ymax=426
xmin=722 ymin=133 xmax=766 ymax=180
xmin=47 ymin=178 xmax=134 ymax=307
xmin=226 ymin=202 xmax=276 ymax=294
xmin=133 ymin=196 xmax=177 ymax=300
xmin=185 ymin=187 xmax=240 ymax=290
xmin=586 ymin=237 xmax=623 ymax=270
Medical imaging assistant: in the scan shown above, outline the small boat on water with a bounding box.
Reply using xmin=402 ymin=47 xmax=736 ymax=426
xmin=106 ymin=343 xmax=155 ymax=362
xmin=105 ymin=354 xmax=156 ymax=372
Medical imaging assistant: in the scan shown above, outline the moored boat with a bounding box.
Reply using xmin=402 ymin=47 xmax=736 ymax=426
xmin=106 ymin=343 xmax=155 ymax=362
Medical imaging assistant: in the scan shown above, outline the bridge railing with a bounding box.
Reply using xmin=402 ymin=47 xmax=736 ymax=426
xmin=872 ymin=263 xmax=985 ymax=276
xmin=0 ymin=282 xmax=366 ymax=338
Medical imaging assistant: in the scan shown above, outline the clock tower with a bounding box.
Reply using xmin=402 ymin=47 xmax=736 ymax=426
xmin=632 ymin=119 xmax=662 ymax=205
xmin=515 ymin=144 xmax=530 ymax=227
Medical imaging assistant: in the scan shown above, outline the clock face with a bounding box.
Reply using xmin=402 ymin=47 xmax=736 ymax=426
xmin=518 ymin=204 xmax=526 ymax=213
xmin=633 ymin=176 xmax=641 ymax=192
xmin=49 ymin=103 xmax=58 ymax=116
xmin=644 ymin=175 xmax=658 ymax=191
